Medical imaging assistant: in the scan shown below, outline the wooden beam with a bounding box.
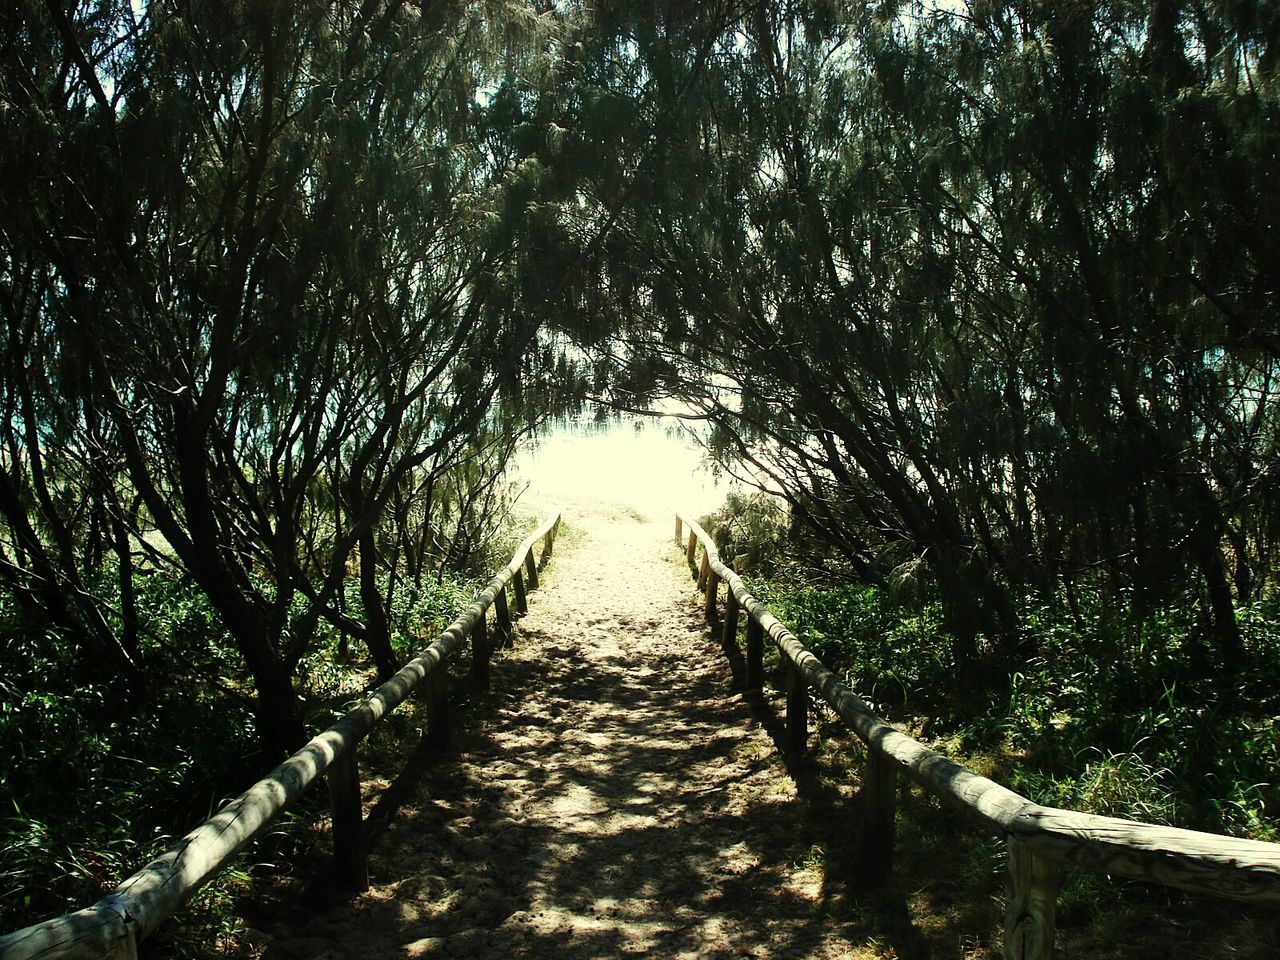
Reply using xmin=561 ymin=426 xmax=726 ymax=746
xmin=745 ymin=617 xmax=764 ymax=691
xmin=425 ymin=664 xmax=449 ymax=751
xmin=720 ymin=590 xmax=739 ymax=649
xmin=1004 ymin=835 xmax=1058 ymax=960
xmin=512 ymin=568 xmax=527 ymax=614
xmin=860 ymin=750 xmax=898 ymax=884
xmin=0 ymin=906 xmax=133 ymax=960
xmin=494 ymin=587 xmax=512 ymax=648
xmin=674 ymin=515 xmax=682 ymax=545
xmin=686 ymin=529 xmax=697 ymax=569
xmin=786 ymin=659 xmax=808 ymax=756
xmin=524 ymin=548 xmax=538 ymax=590
xmin=540 ymin=517 xmax=559 ymax=563
xmin=326 ymin=744 xmax=367 ymax=891
xmin=470 ymin=611 xmax=490 ymax=691
xmin=704 ymin=569 xmax=719 ymax=624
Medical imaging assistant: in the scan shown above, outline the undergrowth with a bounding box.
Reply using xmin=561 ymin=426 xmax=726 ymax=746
xmin=700 ymin=493 xmax=1280 ymax=952
xmin=0 ymin=555 xmax=491 ymax=953
xmin=748 ymin=575 xmax=1280 ymax=845
xmin=702 ymin=492 xmax=1280 ymax=843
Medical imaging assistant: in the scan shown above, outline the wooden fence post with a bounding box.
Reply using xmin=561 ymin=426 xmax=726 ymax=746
xmin=675 ymin=516 xmax=682 ymax=545
xmin=686 ymin=530 xmax=697 ymax=569
xmin=698 ymin=552 xmax=710 ymax=592
xmin=541 ymin=520 xmax=558 ymax=563
xmin=860 ymin=750 xmax=898 ymax=884
xmin=1004 ymin=836 xmax=1058 ymax=960
xmin=720 ymin=590 xmax=740 ymax=648
xmin=471 ymin=612 xmax=490 ymax=691
xmin=327 ymin=744 xmax=368 ymax=890
xmin=704 ymin=569 xmax=720 ymax=624
xmin=525 ymin=548 xmax=538 ymax=590
xmin=426 ymin=663 xmax=449 ymax=750
xmin=513 ymin=568 xmax=528 ymax=614
xmin=495 ymin=587 xmax=512 ymax=647
xmin=786 ymin=659 xmax=808 ymax=755
xmin=745 ymin=617 xmax=764 ymax=691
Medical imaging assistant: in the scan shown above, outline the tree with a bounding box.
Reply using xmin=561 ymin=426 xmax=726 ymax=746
xmin=0 ymin=0 xmax=584 ymax=756
xmin=563 ymin=0 xmax=1280 ymax=693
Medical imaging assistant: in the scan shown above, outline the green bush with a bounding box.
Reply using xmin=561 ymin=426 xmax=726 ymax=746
xmin=746 ymin=572 xmax=1280 ymax=841
xmin=0 ymin=554 xmax=485 ymax=937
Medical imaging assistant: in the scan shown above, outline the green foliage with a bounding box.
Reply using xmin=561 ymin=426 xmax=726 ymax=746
xmin=700 ymin=492 xmax=793 ymax=577
xmin=753 ymin=577 xmax=952 ymax=714
xmin=0 ymin=0 xmax=593 ymax=759
xmin=0 ymin=595 xmax=259 ymax=931
xmin=756 ymin=573 xmax=1280 ymax=842
xmin=0 ymin=546 xmax=482 ymax=934
xmin=571 ymin=0 xmax=1280 ymax=700
xmin=389 ymin=577 xmax=477 ymax=659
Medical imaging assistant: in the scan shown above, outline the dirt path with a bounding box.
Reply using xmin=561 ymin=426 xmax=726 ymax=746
xmin=260 ymin=505 xmax=869 ymax=959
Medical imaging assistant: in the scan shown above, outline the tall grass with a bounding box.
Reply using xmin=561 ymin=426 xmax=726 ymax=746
xmin=0 ymin=558 xmax=482 ymax=945
xmin=700 ymin=494 xmax=1280 ymax=842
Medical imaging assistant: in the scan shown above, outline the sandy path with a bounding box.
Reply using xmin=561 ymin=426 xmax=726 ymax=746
xmin=260 ymin=506 xmax=867 ymax=959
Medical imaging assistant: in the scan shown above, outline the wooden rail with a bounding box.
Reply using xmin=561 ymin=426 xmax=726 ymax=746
xmin=0 ymin=512 xmax=562 ymax=960
xmin=675 ymin=512 xmax=1280 ymax=960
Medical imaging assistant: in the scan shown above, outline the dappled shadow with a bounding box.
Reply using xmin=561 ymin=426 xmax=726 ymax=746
xmin=708 ymin=627 xmax=942 ymax=958
xmin=249 ymin=514 xmax=1279 ymax=960
xmin=262 ymin=648 xmax=837 ymax=954
xmin=255 ymin=516 xmax=866 ymax=959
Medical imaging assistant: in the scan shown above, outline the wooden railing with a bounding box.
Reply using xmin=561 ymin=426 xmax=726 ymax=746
xmin=676 ymin=511 xmax=1280 ymax=960
xmin=0 ymin=512 xmax=562 ymax=960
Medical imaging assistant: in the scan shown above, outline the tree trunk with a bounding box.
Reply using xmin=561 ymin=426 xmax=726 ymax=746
xmin=112 ymin=511 xmax=140 ymax=660
xmin=215 ymin=590 xmax=308 ymax=757
xmin=359 ymin=524 xmax=398 ymax=682
xmin=251 ymin=658 xmax=309 ymax=758
xmin=1191 ymin=533 xmax=1244 ymax=674
xmin=934 ymin=549 xmax=985 ymax=697
xmin=1228 ymin=522 xmax=1253 ymax=604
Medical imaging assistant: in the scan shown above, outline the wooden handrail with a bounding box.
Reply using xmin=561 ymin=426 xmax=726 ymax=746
xmin=0 ymin=511 xmax=562 ymax=960
xmin=675 ymin=511 xmax=1280 ymax=959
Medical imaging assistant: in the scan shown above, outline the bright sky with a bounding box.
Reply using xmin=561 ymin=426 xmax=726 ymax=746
xmin=510 ymin=416 xmax=738 ymax=520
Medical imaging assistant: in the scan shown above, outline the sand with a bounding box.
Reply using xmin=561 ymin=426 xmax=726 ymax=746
xmin=258 ymin=497 xmax=869 ymax=959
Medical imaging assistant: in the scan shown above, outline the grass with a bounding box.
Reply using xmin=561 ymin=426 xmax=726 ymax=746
xmin=693 ymin=494 xmax=1280 ymax=955
xmin=0 ymin=532 xmax=517 ymax=956
xmin=742 ymin=716 xmax=1279 ymax=959
xmin=722 ymin=595 xmax=1280 ymax=956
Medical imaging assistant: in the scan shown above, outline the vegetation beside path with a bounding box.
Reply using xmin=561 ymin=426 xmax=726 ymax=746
xmin=701 ymin=494 xmax=1279 ymax=957
xmin=255 ymin=508 xmax=877 ymax=960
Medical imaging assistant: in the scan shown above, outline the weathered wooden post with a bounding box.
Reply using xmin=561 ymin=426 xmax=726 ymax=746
xmin=720 ymin=589 xmax=740 ymax=648
xmin=495 ymin=587 xmax=512 ymax=648
xmin=513 ymin=568 xmax=528 ymax=614
xmin=426 ymin=662 xmax=449 ymax=750
xmin=704 ymin=568 xmax=720 ymax=623
xmin=786 ymin=659 xmax=808 ymax=755
xmin=859 ymin=750 xmax=898 ymax=884
xmin=698 ymin=552 xmax=710 ymax=591
xmin=327 ymin=744 xmax=368 ymax=890
xmin=1004 ymin=836 xmax=1058 ymax=960
xmin=471 ymin=611 xmax=490 ymax=691
xmin=675 ymin=515 xmax=682 ymax=546
xmin=686 ymin=530 xmax=697 ymax=570
xmin=541 ymin=518 xmax=559 ymax=563
xmin=524 ymin=548 xmax=538 ymax=590
xmin=745 ymin=617 xmax=764 ymax=691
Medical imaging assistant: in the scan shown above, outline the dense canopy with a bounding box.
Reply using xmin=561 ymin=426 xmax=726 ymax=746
xmin=1 ymin=0 xmax=1278 ymax=934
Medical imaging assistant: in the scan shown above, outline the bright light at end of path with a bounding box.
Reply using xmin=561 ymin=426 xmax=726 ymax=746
xmin=511 ymin=417 xmax=736 ymax=520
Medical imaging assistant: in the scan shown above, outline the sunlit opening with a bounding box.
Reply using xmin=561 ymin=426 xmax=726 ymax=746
xmin=511 ymin=415 xmax=737 ymax=520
